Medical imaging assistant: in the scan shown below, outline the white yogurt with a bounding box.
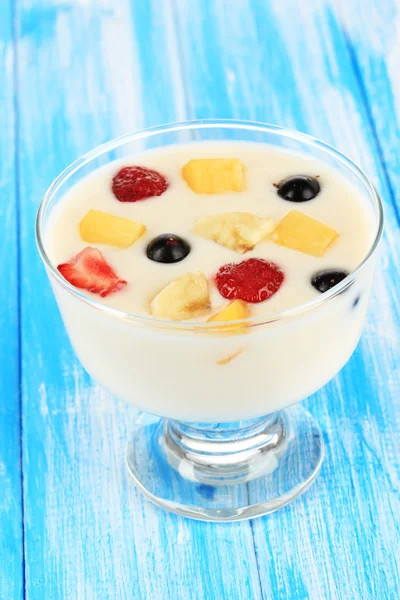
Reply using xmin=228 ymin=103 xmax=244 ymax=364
xmin=45 ymin=142 xmax=376 ymax=421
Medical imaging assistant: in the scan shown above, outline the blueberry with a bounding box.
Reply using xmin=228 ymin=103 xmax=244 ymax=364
xmin=311 ymin=269 xmax=349 ymax=293
xmin=353 ymin=295 xmax=360 ymax=308
xmin=146 ymin=234 xmax=191 ymax=263
xmin=277 ymin=175 xmax=320 ymax=202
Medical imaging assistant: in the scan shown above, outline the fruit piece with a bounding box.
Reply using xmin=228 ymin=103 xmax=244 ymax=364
xmin=193 ymin=212 xmax=273 ymax=254
xmin=112 ymin=166 xmax=168 ymax=202
xmin=79 ymin=209 xmax=146 ymax=248
xmin=217 ymin=348 xmax=245 ymax=365
xmin=208 ymin=299 xmax=250 ymax=323
xmin=208 ymin=300 xmax=250 ymax=332
xmin=311 ymin=269 xmax=349 ymax=293
xmin=270 ymin=210 xmax=338 ymax=257
xmin=146 ymin=234 xmax=191 ymax=263
xmin=182 ymin=159 xmax=246 ymax=194
xmin=151 ymin=272 xmax=210 ymax=320
xmin=215 ymin=258 xmax=284 ymax=303
xmin=57 ymin=247 xmax=128 ymax=297
xmin=277 ymin=175 xmax=320 ymax=202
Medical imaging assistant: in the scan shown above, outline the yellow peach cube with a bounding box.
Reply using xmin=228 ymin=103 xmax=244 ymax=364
xmin=182 ymin=159 xmax=246 ymax=194
xmin=270 ymin=210 xmax=339 ymax=257
xmin=79 ymin=209 xmax=146 ymax=248
xmin=207 ymin=300 xmax=250 ymax=332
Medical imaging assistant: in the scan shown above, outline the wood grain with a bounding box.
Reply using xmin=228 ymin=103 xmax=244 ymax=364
xmin=175 ymin=3 xmax=400 ymax=598
xmin=0 ymin=2 xmax=23 ymax=599
xmin=16 ymin=1 xmax=260 ymax=599
xmin=338 ymin=0 xmax=400 ymax=222
xmin=2 ymin=0 xmax=399 ymax=598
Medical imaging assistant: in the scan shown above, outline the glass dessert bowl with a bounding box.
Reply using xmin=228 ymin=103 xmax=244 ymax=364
xmin=36 ymin=120 xmax=383 ymax=521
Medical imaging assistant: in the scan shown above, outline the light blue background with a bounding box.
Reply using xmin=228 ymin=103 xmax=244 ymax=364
xmin=1 ymin=1 xmax=399 ymax=598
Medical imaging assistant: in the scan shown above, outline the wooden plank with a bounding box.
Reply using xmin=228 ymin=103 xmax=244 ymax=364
xmin=0 ymin=1 xmax=24 ymax=598
xmin=17 ymin=1 xmax=262 ymax=598
xmin=175 ymin=0 xmax=400 ymax=598
xmin=337 ymin=2 xmax=400 ymax=219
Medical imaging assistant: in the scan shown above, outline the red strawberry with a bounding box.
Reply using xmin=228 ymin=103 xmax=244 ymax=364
xmin=215 ymin=258 xmax=284 ymax=303
xmin=57 ymin=247 xmax=128 ymax=297
xmin=112 ymin=166 xmax=168 ymax=202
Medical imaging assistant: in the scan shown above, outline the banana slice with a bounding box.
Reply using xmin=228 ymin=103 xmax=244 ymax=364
xmin=151 ymin=272 xmax=210 ymax=321
xmin=193 ymin=212 xmax=274 ymax=253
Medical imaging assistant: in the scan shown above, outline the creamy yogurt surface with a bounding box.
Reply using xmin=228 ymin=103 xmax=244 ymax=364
xmin=46 ymin=141 xmax=374 ymax=321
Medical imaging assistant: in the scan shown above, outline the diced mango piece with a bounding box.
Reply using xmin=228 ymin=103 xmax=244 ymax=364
xmin=208 ymin=299 xmax=250 ymax=323
xmin=79 ymin=209 xmax=146 ymax=248
xmin=208 ymin=300 xmax=250 ymax=332
xmin=151 ymin=272 xmax=210 ymax=321
xmin=182 ymin=159 xmax=246 ymax=194
xmin=193 ymin=212 xmax=274 ymax=253
xmin=270 ymin=210 xmax=338 ymax=257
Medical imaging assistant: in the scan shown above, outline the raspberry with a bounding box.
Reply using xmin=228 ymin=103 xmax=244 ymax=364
xmin=112 ymin=166 xmax=168 ymax=202
xmin=215 ymin=258 xmax=284 ymax=303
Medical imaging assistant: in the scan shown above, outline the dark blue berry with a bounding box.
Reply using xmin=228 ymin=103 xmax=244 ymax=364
xmin=353 ymin=295 xmax=360 ymax=308
xmin=146 ymin=234 xmax=190 ymax=264
xmin=311 ymin=269 xmax=349 ymax=293
xmin=277 ymin=175 xmax=320 ymax=202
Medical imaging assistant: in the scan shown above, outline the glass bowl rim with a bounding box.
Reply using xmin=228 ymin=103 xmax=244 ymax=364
xmin=36 ymin=118 xmax=384 ymax=330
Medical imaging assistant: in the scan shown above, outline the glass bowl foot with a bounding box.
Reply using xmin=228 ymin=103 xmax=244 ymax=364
xmin=126 ymin=405 xmax=324 ymax=522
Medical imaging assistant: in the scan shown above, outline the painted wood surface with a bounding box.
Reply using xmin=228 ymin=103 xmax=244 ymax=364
xmin=0 ymin=2 xmax=24 ymax=599
xmin=1 ymin=0 xmax=399 ymax=598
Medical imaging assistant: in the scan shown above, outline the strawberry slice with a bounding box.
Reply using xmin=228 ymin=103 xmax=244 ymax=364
xmin=57 ymin=247 xmax=128 ymax=297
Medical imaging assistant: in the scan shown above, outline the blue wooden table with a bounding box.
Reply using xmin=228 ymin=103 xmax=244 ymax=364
xmin=1 ymin=1 xmax=399 ymax=598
